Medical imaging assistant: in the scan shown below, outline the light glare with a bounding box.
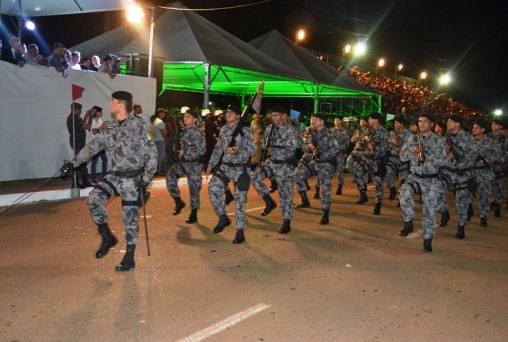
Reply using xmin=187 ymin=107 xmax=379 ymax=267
xmin=25 ymin=21 xmax=36 ymax=30
xmin=127 ymin=5 xmax=145 ymax=24
xmin=494 ymin=109 xmax=502 ymax=116
xmin=354 ymin=41 xmax=367 ymax=56
xmin=439 ymin=73 xmax=451 ymax=85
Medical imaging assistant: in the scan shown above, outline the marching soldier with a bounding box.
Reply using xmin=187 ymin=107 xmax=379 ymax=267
xmin=207 ymin=104 xmax=255 ymax=244
xmin=489 ymin=118 xmax=508 ymax=217
xmin=398 ymin=114 xmax=447 ymax=253
xmin=352 ymin=112 xmax=391 ymax=215
xmin=295 ymin=113 xmax=339 ymax=224
xmin=331 ymin=116 xmax=350 ymax=195
xmin=63 ymin=91 xmax=157 ymax=271
xmin=471 ymin=120 xmax=501 ymax=227
xmin=444 ymin=114 xmax=479 ymax=239
xmin=166 ymin=109 xmax=206 ymax=224
xmin=251 ymin=106 xmax=298 ymax=233
xmin=386 ymin=116 xmax=412 ymax=201
xmin=346 ymin=117 xmax=370 ymax=197
xmin=434 ymin=121 xmax=451 ymax=226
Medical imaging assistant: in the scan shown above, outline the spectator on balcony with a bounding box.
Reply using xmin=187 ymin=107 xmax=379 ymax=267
xmin=1 ymin=36 xmax=25 ymax=67
xmin=69 ymin=51 xmax=81 ymax=70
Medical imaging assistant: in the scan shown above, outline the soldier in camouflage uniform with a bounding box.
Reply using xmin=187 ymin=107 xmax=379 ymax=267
xmin=346 ymin=117 xmax=370 ymax=188
xmin=386 ymin=116 xmax=412 ymax=202
xmin=489 ymin=119 xmax=508 ymax=217
xmin=295 ymin=113 xmax=339 ymax=225
xmin=251 ymin=106 xmax=298 ymax=234
xmin=207 ymin=104 xmax=255 ymax=244
xmin=433 ymin=121 xmax=452 ymax=227
xmin=352 ymin=112 xmax=391 ymax=215
xmin=331 ymin=117 xmax=350 ymax=195
xmin=166 ymin=109 xmax=206 ymax=224
xmin=444 ymin=114 xmax=479 ymax=239
xmin=398 ymin=114 xmax=447 ymax=253
xmin=69 ymin=91 xmax=157 ymax=272
xmin=471 ymin=120 xmax=501 ymax=227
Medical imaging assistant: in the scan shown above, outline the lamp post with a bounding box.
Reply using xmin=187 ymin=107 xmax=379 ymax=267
xmin=127 ymin=4 xmax=155 ymax=78
xmin=296 ymin=29 xmax=305 ymax=44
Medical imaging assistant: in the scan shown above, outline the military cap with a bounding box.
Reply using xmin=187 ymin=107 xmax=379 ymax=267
xmin=227 ymin=104 xmax=242 ymax=115
xmin=186 ymin=109 xmax=199 ymax=119
xmin=313 ymin=113 xmax=327 ymax=121
xmin=369 ymin=112 xmax=383 ymax=121
xmin=71 ymin=102 xmax=82 ymax=109
xmin=420 ymin=113 xmax=435 ymax=122
xmin=493 ymin=118 xmax=504 ymax=127
xmin=111 ymin=91 xmax=133 ymax=101
xmin=474 ymin=119 xmax=488 ymax=130
xmin=448 ymin=114 xmax=463 ymax=125
xmin=394 ymin=115 xmax=406 ymax=125
xmin=270 ymin=105 xmax=287 ymax=114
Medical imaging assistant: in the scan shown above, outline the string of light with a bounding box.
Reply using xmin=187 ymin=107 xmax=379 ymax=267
xmin=158 ymin=0 xmax=271 ymax=12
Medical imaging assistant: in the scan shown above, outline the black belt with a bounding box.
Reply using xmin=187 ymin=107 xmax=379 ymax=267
xmin=223 ymin=162 xmax=247 ymax=167
xmin=445 ymin=167 xmax=471 ymax=173
xmin=183 ymin=155 xmax=204 ymax=163
xmin=316 ymin=158 xmax=335 ymax=164
xmin=271 ymin=158 xmax=295 ymax=165
xmin=413 ymin=172 xmax=439 ymax=179
xmin=109 ymin=170 xmax=141 ymax=178
xmin=473 ymin=165 xmax=489 ymax=170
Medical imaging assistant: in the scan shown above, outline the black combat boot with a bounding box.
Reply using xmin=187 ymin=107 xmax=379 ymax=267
xmin=186 ymin=209 xmax=198 ymax=224
xmin=480 ymin=217 xmax=487 ymax=227
xmin=423 ymin=238 xmax=433 ymax=254
xmin=278 ymin=219 xmax=291 ymax=234
xmin=95 ymin=223 xmax=118 ymax=259
xmin=313 ymin=186 xmax=320 ymax=199
xmin=232 ymin=229 xmax=245 ymax=244
xmin=455 ymin=225 xmax=465 ymax=239
xmin=269 ymin=180 xmax=278 ymax=193
xmin=224 ymin=189 xmax=234 ymax=205
xmin=296 ymin=191 xmax=310 ymax=208
xmin=396 ymin=200 xmax=400 ymax=208
xmin=213 ymin=214 xmax=231 ymax=234
xmin=494 ymin=204 xmax=501 ymax=218
xmin=356 ymin=190 xmax=368 ymax=205
xmin=173 ymin=196 xmax=186 ymax=215
xmin=439 ymin=210 xmax=450 ymax=227
xmin=373 ymin=202 xmax=382 ymax=215
xmin=399 ymin=220 xmax=414 ymax=237
xmin=335 ymin=184 xmax=343 ymax=195
xmin=261 ymin=194 xmax=277 ymax=216
xmin=115 ymin=244 xmax=136 ymax=272
xmin=467 ymin=203 xmax=473 ymax=222
xmin=389 ymin=187 xmax=397 ymax=201
xmin=319 ymin=209 xmax=330 ymax=225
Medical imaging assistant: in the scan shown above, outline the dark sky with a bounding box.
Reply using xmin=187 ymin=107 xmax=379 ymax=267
xmin=4 ymin=0 xmax=507 ymax=113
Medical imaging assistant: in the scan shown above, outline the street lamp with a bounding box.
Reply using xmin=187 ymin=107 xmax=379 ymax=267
xmin=353 ymin=41 xmax=367 ymax=56
xmin=439 ymin=72 xmax=452 ymax=86
xmin=397 ymin=63 xmax=404 ymax=72
xmin=296 ymin=29 xmax=305 ymax=44
xmin=376 ymin=58 xmax=385 ymax=74
xmin=419 ymin=71 xmax=428 ymax=80
xmin=127 ymin=4 xmax=155 ymax=78
xmin=494 ymin=109 xmax=503 ymax=116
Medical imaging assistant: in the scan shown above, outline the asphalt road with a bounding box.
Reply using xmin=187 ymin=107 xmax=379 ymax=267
xmin=1 ymin=175 xmax=507 ymax=341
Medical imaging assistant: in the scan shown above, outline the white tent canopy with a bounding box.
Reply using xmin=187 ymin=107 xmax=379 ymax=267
xmin=0 ymin=0 xmax=129 ymax=17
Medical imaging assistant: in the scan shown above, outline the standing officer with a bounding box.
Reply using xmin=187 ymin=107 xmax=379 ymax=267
xmin=489 ymin=119 xmax=508 ymax=217
xmin=445 ymin=114 xmax=478 ymax=239
xmin=331 ymin=116 xmax=350 ymax=195
xmin=472 ymin=120 xmax=501 ymax=226
xmin=295 ymin=113 xmax=339 ymax=224
xmin=251 ymin=106 xmax=298 ymax=234
xmin=398 ymin=114 xmax=447 ymax=253
xmin=66 ymin=91 xmax=157 ymax=271
xmin=166 ymin=109 xmax=206 ymax=224
xmin=66 ymin=102 xmax=92 ymax=188
xmin=207 ymin=104 xmax=255 ymax=244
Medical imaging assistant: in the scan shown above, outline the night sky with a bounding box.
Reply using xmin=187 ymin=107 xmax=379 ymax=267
xmin=3 ymin=0 xmax=507 ymax=114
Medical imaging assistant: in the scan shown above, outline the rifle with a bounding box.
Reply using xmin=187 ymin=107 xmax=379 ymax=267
xmin=367 ymin=127 xmax=376 ymax=155
xmin=260 ymin=122 xmax=274 ymax=162
xmin=443 ymin=133 xmax=459 ymax=161
xmin=310 ymin=130 xmax=321 ymax=158
xmin=416 ymin=127 xmax=426 ymax=165
xmin=390 ymin=130 xmax=401 ymax=148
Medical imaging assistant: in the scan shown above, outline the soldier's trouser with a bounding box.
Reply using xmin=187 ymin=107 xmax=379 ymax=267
xmin=454 ymin=180 xmax=471 ymax=226
xmin=316 ymin=162 xmax=334 ymax=210
xmin=492 ymin=173 xmax=505 ymax=204
xmin=73 ymin=145 xmax=88 ymax=182
xmin=354 ymin=159 xmax=373 ymax=193
xmin=336 ymin=154 xmax=346 ymax=185
xmin=166 ymin=161 xmax=203 ymax=209
xmin=385 ymin=157 xmax=399 ymax=189
xmin=476 ymin=177 xmax=492 ymax=218
xmin=295 ymin=161 xmax=316 ymax=192
xmin=87 ymin=175 xmax=140 ymax=245
xmin=208 ymin=166 xmax=247 ymax=230
xmin=375 ymin=175 xmax=384 ymax=202
xmin=400 ymin=175 xmax=440 ymax=239
xmin=252 ymin=161 xmax=294 ymax=220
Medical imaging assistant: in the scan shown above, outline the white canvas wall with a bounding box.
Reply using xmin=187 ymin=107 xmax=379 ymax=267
xmin=0 ymin=61 xmax=156 ymax=181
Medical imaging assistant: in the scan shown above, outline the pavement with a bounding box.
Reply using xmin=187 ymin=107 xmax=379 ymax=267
xmin=1 ymin=175 xmax=508 ymax=341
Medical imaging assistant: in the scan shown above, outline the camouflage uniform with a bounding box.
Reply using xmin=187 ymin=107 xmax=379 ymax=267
xmin=295 ymin=127 xmax=339 ymax=210
xmin=400 ymin=132 xmax=447 ymax=239
xmin=166 ymin=124 xmax=206 ymax=209
xmin=208 ymin=123 xmax=255 ymax=230
xmin=489 ymin=132 xmax=508 ymax=206
xmin=444 ymin=130 xmax=478 ymax=227
xmin=74 ymin=115 xmax=157 ymax=245
xmin=473 ymin=134 xmax=501 ymax=221
xmin=251 ymin=122 xmax=298 ymax=220
xmin=331 ymin=125 xmax=350 ymax=187
xmin=437 ymin=134 xmax=451 ymax=215
xmin=386 ymin=129 xmax=412 ymax=188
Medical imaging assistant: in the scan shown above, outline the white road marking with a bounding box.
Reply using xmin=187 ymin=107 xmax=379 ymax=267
xmin=407 ymin=230 xmax=423 ymax=239
xmin=177 ymin=303 xmax=271 ymax=342
xmin=226 ymin=206 xmax=265 ymax=216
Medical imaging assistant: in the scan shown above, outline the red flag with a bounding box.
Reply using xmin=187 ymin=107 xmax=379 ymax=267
xmin=71 ymin=84 xmax=85 ymax=101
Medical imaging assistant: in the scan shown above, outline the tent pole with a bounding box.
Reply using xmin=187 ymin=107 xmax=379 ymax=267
xmin=313 ymin=85 xmax=319 ymax=113
xmin=147 ymin=6 xmax=155 ymax=78
xmin=203 ymin=63 xmax=211 ymax=109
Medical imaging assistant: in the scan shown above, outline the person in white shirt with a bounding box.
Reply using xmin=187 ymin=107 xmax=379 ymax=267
xmin=154 ymin=108 xmax=168 ymax=175
xmin=69 ymin=51 xmax=81 ymax=70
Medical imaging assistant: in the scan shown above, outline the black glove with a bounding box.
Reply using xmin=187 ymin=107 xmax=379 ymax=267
xmin=59 ymin=160 xmax=74 ymax=179
xmin=138 ymin=181 xmax=151 ymax=206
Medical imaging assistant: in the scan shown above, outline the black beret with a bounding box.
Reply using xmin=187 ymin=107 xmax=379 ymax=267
xmin=314 ymin=113 xmax=327 ymax=121
xmin=71 ymin=102 xmax=82 ymax=109
xmin=369 ymin=112 xmax=383 ymax=121
xmin=493 ymin=118 xmax=504 ymax=127
xmin=227 ymin=104 xmax=242 ymax=115
xmin=186 ymin=109 xmax=199 ymax=119
xmin=474 ymin=120 xmax=488 ymax=129
xmin=448 ymin=114 xmax=463 ymax=125
xmin=420 ymin=113 xmax=435 ymax=122
xmin=434 ymin=121 xmax=446 ymax=129
xmin=394 ymin=116 xmax=406 ymax=125
xmin=93 ymin=106 xmax=103 ymax=112
xmin=270 ymin=105 xmax=287 ymax=114
xmin=111 ymin=91 xmax=133 ymax=101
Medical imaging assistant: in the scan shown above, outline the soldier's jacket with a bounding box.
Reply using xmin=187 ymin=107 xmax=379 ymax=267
xmin=356 ymin=126 xmax=391 ymax=160
xmin=473 ymin=134 xmax=501 ymax=179
xmin=208 ymin=122 xmax=255 ymax=169
xmin=331 ymin=126 xmax=350 ymax=155
xmin=488 ymin=132 xmax=508 ymax=170
xmin=74 ymin=114 xmax=157 ymax=184
xmin=302 ymin=127 xmax=339 ymax=162
xmin=67 ymin=113 xmax=87 ymax=148
xmin=179 ymin=125 xmax=206 ymax=162
xmin=390 ymin=128 xmax=412 ymax=156
xmin=400 ymin=132 xmax=447 ymax=174
xmin=445 ymin=129 xmax=479 ymax=170
xmin=263 ymin=123 xmax=298 ymax=161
